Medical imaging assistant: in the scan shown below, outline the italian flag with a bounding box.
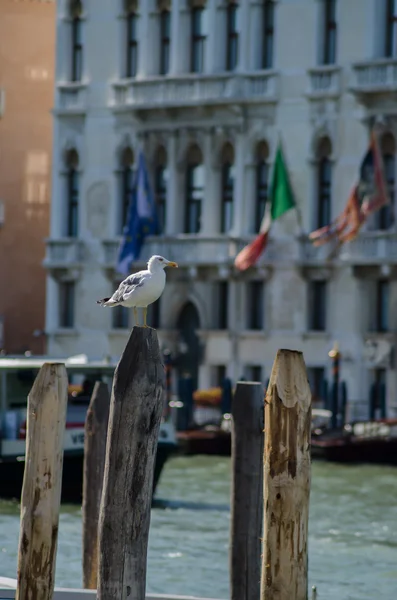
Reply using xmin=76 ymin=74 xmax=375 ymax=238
xmin=234 ymin=142 xmax=296 ymax=271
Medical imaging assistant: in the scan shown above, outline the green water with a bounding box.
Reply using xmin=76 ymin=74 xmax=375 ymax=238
xmin=1 ymin=457 xmax=397 ymax=599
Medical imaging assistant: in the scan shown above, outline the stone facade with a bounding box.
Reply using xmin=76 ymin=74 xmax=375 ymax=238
xmin=47 ymin=0 xmax=397 ymax=415
xmin=0 ymin=0 xmax=55 ymax=354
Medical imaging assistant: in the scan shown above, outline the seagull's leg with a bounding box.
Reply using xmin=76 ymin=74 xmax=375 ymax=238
xmin=133 ymin=306 xmax=138 ymax=326
xmin=143 ymin=306 xmax=148 ymax=328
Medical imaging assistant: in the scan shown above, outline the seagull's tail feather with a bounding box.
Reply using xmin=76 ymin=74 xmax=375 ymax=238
xmin=96 ymin=297 xmax=118 ymax=307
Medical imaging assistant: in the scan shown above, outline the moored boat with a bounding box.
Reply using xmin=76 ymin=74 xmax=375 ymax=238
xmin=0 ymin=355 xmax=177 ymax=503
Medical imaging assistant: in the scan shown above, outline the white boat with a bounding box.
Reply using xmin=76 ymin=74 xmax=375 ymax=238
xmin=0 ymin=354 xmax=177 ymax=503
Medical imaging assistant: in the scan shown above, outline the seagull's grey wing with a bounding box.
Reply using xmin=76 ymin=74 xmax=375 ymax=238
xmin=111 ymin=273 xmax=145 ymax=303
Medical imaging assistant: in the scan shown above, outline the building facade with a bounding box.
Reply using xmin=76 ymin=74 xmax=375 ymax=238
xmin=0 ymin=0 xmax=55 ymax=354
xmin=47 ymin=0 xmax=397 ymax=415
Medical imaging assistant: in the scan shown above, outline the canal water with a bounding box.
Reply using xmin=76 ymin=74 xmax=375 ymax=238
xmin=1 ymin=456 xmax=396 ymax=600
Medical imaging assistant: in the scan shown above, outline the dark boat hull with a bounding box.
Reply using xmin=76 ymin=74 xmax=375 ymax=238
xmin=311 ymin=436 xmax=397 ymax=464
xmin=0 ymin=441 xmax=176 ymax=504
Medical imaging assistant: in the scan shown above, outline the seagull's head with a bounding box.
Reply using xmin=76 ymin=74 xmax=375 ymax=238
xmin=148 ymin=255 xmax=178 ymax=273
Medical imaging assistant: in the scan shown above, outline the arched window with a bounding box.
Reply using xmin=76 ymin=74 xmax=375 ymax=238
xmin=220 ymin=143 xmax=235 ymax=233
xmin=378 ymin=132 xmax=395 ymax=230
xmin=159 ymin=1 xmax=171 ymax=75
xmin=125 ymin=0 xmax=138 ymax=77
xmin=262 ymin=1 xmax=275 ymax=69
xmin=65 ymin=149 xmax=79 ymax=237
xmin=315 ymin=137 xmax=332 ymax=230
xmin=154 ymin=146 xmax=168 ymax=234
xmin=120 ymin=147 xmax=134 ymax=233
xmin=70 ymin=0 xmax=83 ymax=82
xmin=191 ymin=2 xmax=207 ymax=73
xmin=185 ymin=145 xmax=204 ymax=234
xmin=226 ymin=1 xmax=239 ymax=71
xmin=255 ymin=141 xmax=269 ymax=232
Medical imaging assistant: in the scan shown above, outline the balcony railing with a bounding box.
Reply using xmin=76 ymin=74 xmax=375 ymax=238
xmin=300 ymin=232 xmax=397 ymax=265
xmin=55 ymin=82 xmax=87 ymax=115
xmin=306 ymin=66 xmax=341 ymax=99
xmin=339 ymin=231 xmax=397 ymax=264
xmin=350 ymin=59 xmax=397 ymax=97
xmin=102 ymin=235 xmax=279 ymax=271
xmin=299 ymin=237 xmax=337 ymax=264
xmin=111 ymin=71 xmax=279 ymax=111
xmin=43 ymin=239 xmax=84 ymax=269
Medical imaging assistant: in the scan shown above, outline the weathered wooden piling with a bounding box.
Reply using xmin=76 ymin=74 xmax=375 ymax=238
xmin=260 ymin=349 xmax=312 ymax=600
xmin=15 ymin=363 xmax=68 ymax=600
xmin=97 ymin=327 xmax=164 ymax=600
xmin=230 ymin=382 xmax=264 ymax=600
xmin=82 ymin=381 xmax=110 ymax=590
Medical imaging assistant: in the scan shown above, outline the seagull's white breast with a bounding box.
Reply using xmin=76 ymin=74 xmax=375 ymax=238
xmin=122 ymin=270 xmax=166 ymax=308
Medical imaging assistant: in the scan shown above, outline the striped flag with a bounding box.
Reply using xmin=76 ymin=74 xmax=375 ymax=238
xmin=309 ymin=130 xmax=389 ymax=247
xmin=234 ymin=142 xmax=296 ymax=271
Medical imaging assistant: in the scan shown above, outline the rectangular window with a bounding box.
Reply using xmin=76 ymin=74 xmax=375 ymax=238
xmin=59 ymin=282 xmax=75 ymax=328
xmin=67 ymin=169 xmax=79 ymax=237
xmin=247 ymin=281 xmax=264 ymax=330
xmin=262 ymin=0 xmax=274 ymax=69
xmin=376 ymin=280 xmax=389 ymax=332
xmin=221 ymin=164 xmax=234 ymax=233
xmin=191 ymin=7 xmax=206 ymax=73
xmin=322 ymin=0 xmax=337 ymax=65
xmin=307 ymin=367 xmax=326 ymax=405
xmin=185 ymin=164 xmax=204 ymax=233
xmin=155 ymin=166 xmax=167 ymax=234
xmin=71 ymin=18 xmax=83 ymax=82
xmin=308 ymin=280 xmax=327 ymax=331
xmin=121 ymin=167 xmax=134 ymax=233
xmin=160 ymin=10 xmax=171 ymax=75
xmin=255 ymin=161 xmax=268 ymax=231
xmin=126 ymin=13 xmax=138 ymax=77
xmin=226 ymin=3 xmax=239 ymax=71
xmin=317 ymin=158 xmax=332 ymax=229
xmin=385 ymin=0 xmax=397 ymax=57
xmin=218 ymin=282 xmax=229 ymax=329
xmin=376 ymin=152 xmax=395 ymax=229
xmin=112 ymin=305 xmax=129 ymax=329
xmin=246 ymin=365 xmax=262 ymax=382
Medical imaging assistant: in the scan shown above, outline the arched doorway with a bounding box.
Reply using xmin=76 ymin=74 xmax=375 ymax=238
xmin=176 ymin=302 xmax=201 ymax=391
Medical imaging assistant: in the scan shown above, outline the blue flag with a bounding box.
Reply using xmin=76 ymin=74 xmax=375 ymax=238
xmin=116 ymin=151 xmax=157 ymax=275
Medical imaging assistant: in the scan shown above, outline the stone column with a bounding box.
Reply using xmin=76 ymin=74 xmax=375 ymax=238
xmin=50 ymin=120 xmax=63 ymax=238
xmin=238 ymin=0 xmax=250 ymax=72
xmin=137 ymin=1 xmax=150 ymax=77
xmin=166 ymin=132 xmax=180 ymax=234
xmin=201 ymin=130 xmax=220 ymax=235
xmin=245 ymin=160 xmax=257 ymax=234
xmin=169 ymin=1 xmax=181 ymax=75
xmin=231 ymin=133 xmax=246 ymax=236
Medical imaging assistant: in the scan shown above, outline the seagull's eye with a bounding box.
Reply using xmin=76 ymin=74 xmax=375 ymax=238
xmin=159 ymin=258 xmax=163 ymax=262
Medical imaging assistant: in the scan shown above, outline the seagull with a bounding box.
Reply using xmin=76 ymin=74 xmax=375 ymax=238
xmin=96 ymin=255 xmax=178 ymax=327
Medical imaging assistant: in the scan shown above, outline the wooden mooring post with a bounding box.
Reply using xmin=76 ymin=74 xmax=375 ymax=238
xmin=97 ymin=327 xmax=164 ymax=600
xmin=82 ymin=381 xmax=110 ymax=590
xmin=15 ymin=363 xmax=68 ymax=600
xmin=230 ymin=381 xmax=264 ymax=600
xmin=260 ymin=349 xmax=312 ymax=600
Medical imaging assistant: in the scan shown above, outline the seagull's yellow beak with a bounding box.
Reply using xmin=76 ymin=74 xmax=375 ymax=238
xmin=167 ymin=261 xmax=178 ymax=268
